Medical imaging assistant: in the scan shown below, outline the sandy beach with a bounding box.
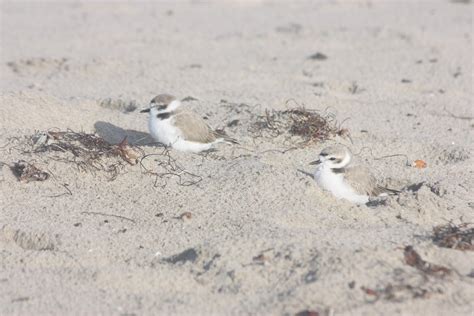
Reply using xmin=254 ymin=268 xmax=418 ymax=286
xmin=0 ymin=1 xmax=473 ymax=315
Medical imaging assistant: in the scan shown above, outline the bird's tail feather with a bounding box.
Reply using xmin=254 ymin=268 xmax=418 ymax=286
xmin=223 ymin=136 xmax=239 ymax=144
xmin=214 ymin=130 xmax=239 ymax=145
xmin=378 ymin=186 xmax=401 ymax=195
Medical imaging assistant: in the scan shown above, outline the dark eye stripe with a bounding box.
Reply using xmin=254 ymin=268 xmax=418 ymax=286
xmin=320 ymin=153 xmax=328 ymax=157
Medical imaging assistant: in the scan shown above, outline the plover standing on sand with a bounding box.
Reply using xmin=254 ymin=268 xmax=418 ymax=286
xmin=141 ymin=94 xmax=237 ymax=153
xmin=310 ymin=145 xmax=397 ymax=204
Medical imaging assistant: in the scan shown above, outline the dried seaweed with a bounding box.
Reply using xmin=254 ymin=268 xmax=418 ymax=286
xmin=140 ymin=149 xmax=202 ymax=188
xmin=11 ymin=160 xmax=49 ymax=183
xmin=22 ymin=130 xmax=143 ymax=180
xmin=249 ymin=105 xmax=349 ymax=146
xmin=359 ymin=245 xmax=459 ymax=303
xmin=359 ymin=246 xmax=451 ymax=304
xmin=361 ymin=283 xmax=431 ymax=302
xmin=404 ymin=246 xmax=451 ymax=277
xmin=432 ymin=222 xmax=474 ymax=251
xmin=6 ymin=129 xmax=205 ymax=187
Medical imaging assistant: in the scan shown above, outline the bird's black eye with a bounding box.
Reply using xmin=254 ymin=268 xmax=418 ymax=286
xmin=329 ymin=157 xmax=336 ymax=161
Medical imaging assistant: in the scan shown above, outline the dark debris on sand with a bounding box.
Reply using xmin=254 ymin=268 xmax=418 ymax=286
xmin=403 ymin=246 xmax=452 ymax=277
xmin=359 ymin=246 xmax=452 ymax=303
xmin=361 ymin=283 xmax=432 ymax=302
xmin=11 ymin=160 xmax=49 ymax=183
xmin=432 ymin=222 xmax=474 ymax=251
xmin=249 ymin=106 xmax=349 ymax=145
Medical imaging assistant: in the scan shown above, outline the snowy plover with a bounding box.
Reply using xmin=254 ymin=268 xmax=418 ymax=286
xmin=310 ymin=145 xmax=396 ymax=204
xmin=141 ymin=94 xmax=237 ymax=153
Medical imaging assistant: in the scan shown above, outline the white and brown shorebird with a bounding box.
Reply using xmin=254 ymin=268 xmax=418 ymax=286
xmin=141 ymin=94 xmax=237 ymax=153
xmin=310 ymin=145 xmax=398 ymax=204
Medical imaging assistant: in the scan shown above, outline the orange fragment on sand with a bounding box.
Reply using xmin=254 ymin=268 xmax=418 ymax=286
xmin=413 ymin=159 xmax=427 ymax=168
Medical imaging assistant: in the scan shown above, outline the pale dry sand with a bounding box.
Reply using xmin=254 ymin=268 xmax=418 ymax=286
xmin=0 ymin=1 xmax=473 ymax=315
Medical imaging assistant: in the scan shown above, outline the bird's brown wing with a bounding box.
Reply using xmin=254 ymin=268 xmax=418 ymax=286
xmin=344 ymin=166 xmax=385 ymax=197
xmin=173 ymin=110 xmax=217 ymax=144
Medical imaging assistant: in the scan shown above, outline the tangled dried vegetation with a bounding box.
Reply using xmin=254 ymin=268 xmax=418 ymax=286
xmin=248 ymin=105 xmax=350 ymax=145
xmin=22 ymin=130 xmax=142 ymax=180
xmin=3 ymin=129 xmax=206 ymax=188
xmin=140 ymin=149 xmax=202 ymax=188
xmin=432 ymin=222 xmax=474 ymax=251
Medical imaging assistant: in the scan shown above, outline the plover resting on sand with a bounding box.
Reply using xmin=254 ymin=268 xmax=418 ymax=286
xmin=141 ymin=94 xmax=237 ymax=153
xmin=310 ymin=145 xmax=396 ymax=204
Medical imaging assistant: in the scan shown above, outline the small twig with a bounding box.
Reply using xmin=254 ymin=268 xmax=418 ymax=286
xmin=297 ymin=168 xmax=313 ymax=178
xmin=259 ymin=147 xmax=298 ymax=155
xmin=443 ymin=108 xmax=474 ymax=120
xmin=357 ymin=147 xmax=411 ymax=166
xmin=374 ymin=154 xmax=410 ymax=165
xmin=81 ymin=211 xmax=136 ymax=223
xmin=44 ymin=167 xmax=73 ymax=198
xmin=47 ymin=182 xmax=73 ymax=198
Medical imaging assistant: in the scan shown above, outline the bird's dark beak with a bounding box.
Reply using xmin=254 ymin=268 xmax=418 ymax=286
xmin=309 ymin=159 xmax=321 ymax=165
xmin=140 ymin=108 xmax=150 ymax=113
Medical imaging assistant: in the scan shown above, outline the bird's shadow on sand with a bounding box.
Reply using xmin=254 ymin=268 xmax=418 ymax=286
xmin=94 ymin=121 xmax=157 ymax=146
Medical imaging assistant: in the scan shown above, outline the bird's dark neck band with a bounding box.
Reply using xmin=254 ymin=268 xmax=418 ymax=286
xmin=157 ymin=112 xmax=173 ymax=120
xmin=331 ymin=168 xmax=345 ymax=174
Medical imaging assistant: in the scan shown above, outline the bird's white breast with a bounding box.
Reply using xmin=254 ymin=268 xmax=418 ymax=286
xmin=149 ymin=115 xmax=180 ymax=146
xmin=314 ymin=166 xmax=369 ymax=204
